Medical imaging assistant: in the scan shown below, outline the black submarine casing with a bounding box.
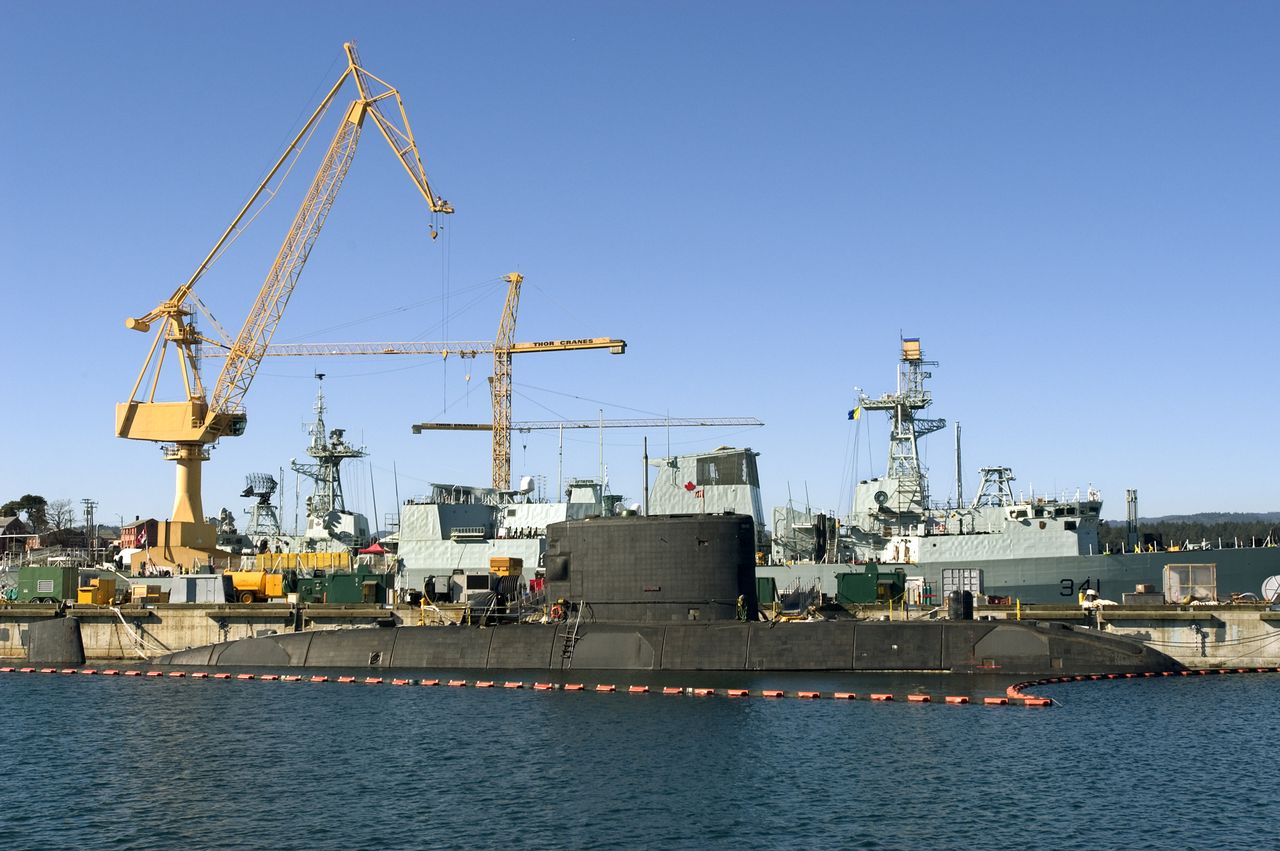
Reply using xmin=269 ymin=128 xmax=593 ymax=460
xmin=154 ymin=514 xmax=1180 ymax=676
xmin=542 ymin=512 xmax=757 ymax=623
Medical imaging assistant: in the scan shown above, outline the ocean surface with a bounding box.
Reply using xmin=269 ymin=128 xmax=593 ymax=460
xmin=1 ymin=667 xmax=1274 ymax=850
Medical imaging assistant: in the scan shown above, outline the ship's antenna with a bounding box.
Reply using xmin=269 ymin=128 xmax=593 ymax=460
xmin=642 ymin=436 xmax=649 ymax=516
xmin=393 ymin=461 xmax=402 ymax=533
xmin=369 ymin=463 xmax=379 ymax=542
xmin=954 ymin=421 xmax=963 ymax=506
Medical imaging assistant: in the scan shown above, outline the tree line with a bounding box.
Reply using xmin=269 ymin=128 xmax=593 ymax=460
xmin=1 ymin=494 xmax=77 ymax=533
xmin=1099 ymin=517 xmax=1280 ymax=551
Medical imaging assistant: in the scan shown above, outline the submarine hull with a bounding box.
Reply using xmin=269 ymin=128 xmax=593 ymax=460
xmin=154 ymin=619 xmax=1179 ymax=677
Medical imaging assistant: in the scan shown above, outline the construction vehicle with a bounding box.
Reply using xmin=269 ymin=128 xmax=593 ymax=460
xmin=116 ymin=43 xmax=450 ymax=570
xmin=225 ymin=569 xmax=286 ymax=604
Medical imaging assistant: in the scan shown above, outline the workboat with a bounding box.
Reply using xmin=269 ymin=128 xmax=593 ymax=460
xmin=741 ymin=339 xmax=1279 ymax=603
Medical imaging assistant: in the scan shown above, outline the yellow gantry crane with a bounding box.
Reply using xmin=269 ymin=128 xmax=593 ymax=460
xmin=116 ymin=43 xmax=451 ymax=569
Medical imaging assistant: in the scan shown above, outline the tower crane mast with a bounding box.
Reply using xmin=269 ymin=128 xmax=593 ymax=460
xmin=201 ymin=274 xmax=627 ymax=492
xmin=115 ymin=43 xmax=451 ymax=569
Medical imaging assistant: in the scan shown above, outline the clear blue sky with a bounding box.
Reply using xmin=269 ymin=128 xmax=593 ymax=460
xmin=3 ymin=1 xmax=1277 ymax=530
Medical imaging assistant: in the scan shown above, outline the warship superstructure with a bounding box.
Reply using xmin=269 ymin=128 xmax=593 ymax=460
xmin=747 ymin=338 xmax=1280 ymax=603
xmin=396 ymin=477 xmax=620 ymax=602
xmin=289 ymin=375 xmax=370 ymax=551
xmin=219 ymin=376 xmax=372 ymax=556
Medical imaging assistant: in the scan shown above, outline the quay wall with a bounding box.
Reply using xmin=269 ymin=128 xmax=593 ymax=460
xmin=0 ymin=604 xmax=400 ymax=662
xmin=975 ymin=605 xmax=1280 ymax=668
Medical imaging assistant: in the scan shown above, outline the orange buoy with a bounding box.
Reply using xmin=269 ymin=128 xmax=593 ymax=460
xmin=595 ymin=684 xmax=617 ymax=693
xmin=563 ymin=683 xmax=584 ymax=691
xmin=832 ymin=692 xmax=858 ymax=700
xmin=628 ymin=685 xmax=650 ymax=694
xmin=762 ymin=689 xmax=785 ymax=698
xmin=870 ymin=693 xmax=894 ymax=701
xmin=727 ymin=689 xmax=749 ymax=698
xmin=503 ymin=681 xmax=523 ymax=689
xmin=797 ymin=691 xmax=821 ymax=699
xmin=945 ymin=696 xmax=970 ymax=705
xmin=447 ymin=679 xmax=467 ymax=687
xmin=983 ymin=697 xmax=1009 ymax=706
xmin=533 ymin=682 xmax=554 ymax=690
xmin=907 ymin=694 xmax=931 ymax=703
xmin=662 ymin=686 xmax=683 ymax=695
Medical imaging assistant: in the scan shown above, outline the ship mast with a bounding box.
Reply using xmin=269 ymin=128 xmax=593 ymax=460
xmin=859 ymin=338 xmax=946 ymax=515
xmin=290 ymin=374 xmax=367 ymax=520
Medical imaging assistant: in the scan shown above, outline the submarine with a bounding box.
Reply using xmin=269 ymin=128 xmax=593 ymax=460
xmin=155 ymin=513 xmax=1180 ymax=676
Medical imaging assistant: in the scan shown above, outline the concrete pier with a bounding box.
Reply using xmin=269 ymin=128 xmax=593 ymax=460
xmin=973 ymin=604 xmax=1280 ymax=668
xmin=0 ymin=603 xmax=396 ymax=662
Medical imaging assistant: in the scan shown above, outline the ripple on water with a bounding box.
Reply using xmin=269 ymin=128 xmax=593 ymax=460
xmin=0 ymin=672 xmax=1276 ymax=849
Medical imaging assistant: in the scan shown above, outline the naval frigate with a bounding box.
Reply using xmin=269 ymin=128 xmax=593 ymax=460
xmin=690 ymin=339 xmax=1280 ymax=603
xmin=218 ymin=375 xmax=373 ymax=556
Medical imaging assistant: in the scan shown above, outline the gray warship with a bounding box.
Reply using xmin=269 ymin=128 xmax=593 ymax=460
xmin=698 ymin=339 xmax=1279 ymax=603
xmin=218 ymin=374 xmax=373 ymax=556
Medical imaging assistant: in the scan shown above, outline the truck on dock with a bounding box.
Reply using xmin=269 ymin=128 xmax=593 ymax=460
xmin=225 ymin=569 xmax=285 ymax=604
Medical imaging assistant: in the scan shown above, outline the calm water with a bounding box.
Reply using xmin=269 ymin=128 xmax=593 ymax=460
xmin=1 ymin=668 xmax=1274 ymax=850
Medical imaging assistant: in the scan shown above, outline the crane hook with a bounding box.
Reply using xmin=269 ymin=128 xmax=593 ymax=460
xmin=430 ymin=227 xmax=439 ymax=240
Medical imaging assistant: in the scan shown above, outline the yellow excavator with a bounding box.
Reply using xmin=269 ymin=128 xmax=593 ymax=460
xmin=116 ymin=43 xmax=451 ymax=570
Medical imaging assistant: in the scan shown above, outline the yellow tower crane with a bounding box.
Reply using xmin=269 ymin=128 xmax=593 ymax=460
xmin=116 ymin=43 xmax=451 ymax=569
xmin=209 ymin=273 xmax=626 ymax=491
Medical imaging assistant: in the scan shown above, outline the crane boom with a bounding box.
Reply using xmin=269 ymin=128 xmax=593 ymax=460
xmin=195 ymin=337 xmax=626 ymax=358
xmin=412 ymin=417 xmax=764 ymax=433
xmin=114 ymin=43 xmax=451 ymax=569
xmin=209 ymin=101 xmax=363 ymax=418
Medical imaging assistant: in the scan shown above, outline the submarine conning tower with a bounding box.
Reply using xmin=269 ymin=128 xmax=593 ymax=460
xmin=543 ymin=513 xmax=758 ymax=623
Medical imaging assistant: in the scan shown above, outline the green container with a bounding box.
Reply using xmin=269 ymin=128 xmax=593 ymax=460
xmin=18 ymin=563 xmax=78 ymax=603
xmin=756 ymin=577 xmax=778 ymax=606
xmin=836 ymin=570 xmax=879 ymax=605
xmin=320 ymin=570 xmax=392 ymax=604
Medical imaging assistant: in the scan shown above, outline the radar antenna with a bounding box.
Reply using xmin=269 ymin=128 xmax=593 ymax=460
xmin=857 ymin=337 xmax=945 ymax=514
